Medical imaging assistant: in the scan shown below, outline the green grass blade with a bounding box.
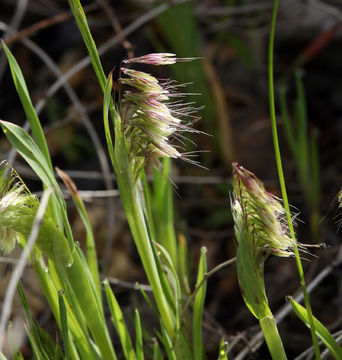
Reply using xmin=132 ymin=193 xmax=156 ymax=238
xmin=219 ymin=338 xmax=229 ymax=360
xmin=268 ymin=1 xmax=320 ymax=357
xmin=192 ymin=247 xmax=207 ymax=360
xmin=259 ymin=316 xmax=287 ymax=360
xmin=103 ymin=280 xmax=136 ymax=360
xmin=178 ymin=233 xmax=190 ymax=294
xmin=154 ymin=242 xmax=181 ymax=331
xmin=103 ymin=74 xmax=116 ymax=170
xmin=61 ymin=247 xmax=116 ymax=360
xmin=140 ymin=171 xmax=156 ymax=242
xmin=67 ymin=0 xmax=106 ymax=91
xmin=17 ymin=282 xmax=48 ymax=359
xmin=56 ymin=167 xmax=101 ymax=301
xmin=158 ymin=324 xmax=177 ymax=360
xmin=152 ymin=158 xmax=178 ymax=271
xmin=153 ymin=339 xmax=163 ymax=360
xmin=135 ymin=309 xmax=143 ymax=360
xmin=2 ymin=41 xmax=52 ymax=170
xmin=289 ymin=297 xmax=342 ymax=359
xmin=1 ymin=121 xmax=59 ymax=195
xmin=58 ymin=290 xmax=71 ymax=360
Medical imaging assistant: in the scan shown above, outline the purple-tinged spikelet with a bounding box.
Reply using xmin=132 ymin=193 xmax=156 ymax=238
xmin=118 ymin=53 xmax=202 ymax=179
xmin=232 ymin=162 xmax=295 ymax=260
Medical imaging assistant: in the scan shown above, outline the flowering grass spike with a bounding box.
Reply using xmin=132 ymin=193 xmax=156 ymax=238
xmin=232 ymin=162 xmax=295 ymax=261
xmin=118 ymin=53 xmax=201 ymax=180
xmin=231 ymin=162 xmax=290 ymax=358
xmin=0 ymin=163 xmax=72 ymax=265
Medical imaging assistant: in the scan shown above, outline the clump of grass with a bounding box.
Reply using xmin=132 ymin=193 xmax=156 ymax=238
xmin=0 ymin=0 xmax=340 ymax=359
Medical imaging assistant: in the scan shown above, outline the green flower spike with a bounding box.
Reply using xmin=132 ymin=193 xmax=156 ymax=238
xmin=0 ymin=163 xmax=72 ymax=266
xmin=232 ymin=162 xmax=290 ymax=359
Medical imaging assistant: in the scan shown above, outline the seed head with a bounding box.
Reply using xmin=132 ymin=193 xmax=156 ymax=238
xmin=119 ymin=53 xmax=201 ymax=179
xmin=122 ymin=53 xmax=198 ymax=66
xmin=0 ymin=163 xmax=72 ymax=265
xmin=232 ymin=162 xmax=295 ymax=261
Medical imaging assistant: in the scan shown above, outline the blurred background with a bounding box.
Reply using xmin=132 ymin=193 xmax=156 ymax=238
xmin=0 ymin=0 xmax=342 ymax=358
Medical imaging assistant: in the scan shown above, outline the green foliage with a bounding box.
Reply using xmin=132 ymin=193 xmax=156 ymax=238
xmin=0 ymin=1 xmax=337 ymax=359
xmin=289 ymin=297 xmax=342 ymax=359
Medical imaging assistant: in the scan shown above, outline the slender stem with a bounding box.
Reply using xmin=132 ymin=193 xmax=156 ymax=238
xmin=268 ymin=1 xmax=321 ymax=359
xmin=182 ymin=257 xmax=236 ymax=316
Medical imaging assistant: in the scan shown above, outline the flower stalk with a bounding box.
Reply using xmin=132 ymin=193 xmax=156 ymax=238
xmin=268 ymin=0 xmax=321 ymax=358
xmin=103 ymin=53 xmax=203 ymax=341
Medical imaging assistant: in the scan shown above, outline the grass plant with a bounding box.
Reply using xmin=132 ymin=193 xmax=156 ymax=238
xmin=0 ymin=0 xmax=340 ymax=359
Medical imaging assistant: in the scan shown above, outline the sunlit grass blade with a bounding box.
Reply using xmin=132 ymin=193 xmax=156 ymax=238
xmin=135 ymin=309 xmax=143 ymax=360
xmin=192 ymin=246 xmax=207 ymax=360
xmin=60 ymin=246 xmax=116 ymax=360
xmin=152 ymin=158 xmax=178 ymax=271
xmin=2 ymin=41 xmax=52 ymax=170
xmin=103 ymin=279 xmax=136 ymax=360
xmin=67 ymin=0 xmax=106 ymax=91
xmin=154 ymin=242 xmax=181 ymax=331
xmin=56 ymin=168 xmax=100 ymax=299
xmin=219 ymin=338 xmax=229 ymax=360
xmin=178 ymin=233 xmax=190 ymax=294
xmin=140 ymin=171 xmax=156 ymax=242
xmin=58 ymin=290 xmax=71 ymax=360
xmin=288 ymin=297 xmax=342 ymax=359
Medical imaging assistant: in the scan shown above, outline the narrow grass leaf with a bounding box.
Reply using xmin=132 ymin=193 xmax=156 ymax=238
xmin=17 ymin=282 xmax=47 ymax=359
xmin=289 ymin=297 xmax=342 ymax=359
xmin=158 ymin=324 xmax=177 ymax=360
xmin=154 ymin=242 xmax=181 ymax=331
xmin=192 ymin=246 xmax=207 ymax=360
xmin=103 ymin=74 xmax=116 ymax=171
xmin=135 ymin=309 xmax=143 ymax=360
xmin=153 ymin=339 xmax=163 ymax=360
xmin=56 ymin=168 xmax=100 ymax=300
xmin=58 ymin=290 xmax=71 ymax=360
xmin=219 ymin=338 xmax=229 ymax=360
xmin=178 ymin=234 xmax=190 ymax=294
xmin=152 ymin=158 xmax=178 ymax=271
xmin=67 ymin=0 xmax=106 ymax=91
xmin=103 ymin=280 xmax=136 ymax=360
xmin=2 ymin=42 xmax=52 ymax=170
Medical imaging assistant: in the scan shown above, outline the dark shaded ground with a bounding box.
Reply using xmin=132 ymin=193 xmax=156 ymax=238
xmin=1 ymin=1 xmax=342 ymax=359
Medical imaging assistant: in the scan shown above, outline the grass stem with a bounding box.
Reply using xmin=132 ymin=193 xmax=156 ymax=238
xmin=268 ymin=1 xmax=321 ymax=358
